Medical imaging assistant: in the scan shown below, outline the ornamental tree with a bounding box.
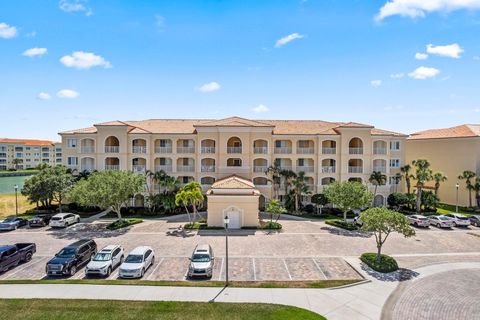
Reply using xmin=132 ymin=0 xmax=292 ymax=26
xmin=265 ymin=198 xmax=287 ymax=223
xmin=324 ymin=181 xmax=373 ymax=221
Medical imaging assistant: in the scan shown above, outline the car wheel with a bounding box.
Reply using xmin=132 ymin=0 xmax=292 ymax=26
xmin=106 ymin=267 xmax=111 ymax=277
xmin=69 ymin=265 xmax=77 ymax=276
xmin=25 ymin=252 xmax=32 ymax=262
xmin=120 ymin=255 xmax=124 ymax=264
xmin=414 ymin=222 xmax=418 ymax=227
xmin=151 ymin=257 xmax=155 ymax=268
xmin=141 ymin=268 xmax=145 ymax=278
xmin=76 ymin=218 xmax=80 ymax=224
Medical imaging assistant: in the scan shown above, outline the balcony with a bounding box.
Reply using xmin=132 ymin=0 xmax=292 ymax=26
xmin=105 ymin=146 xmax=119 ymax=153
xmin=322 ymin=147 xmax=336 ymax=154
xmin=297 ymin=166 xmax=314 ymax=173
xmin=177 ymin=165 xmax=194 ymax=172
xmin=253 ymin=165 xmax=268 ymax=173
xmin=201 ymin=165 xmax=216 ymax=173
xmin=297 ymin=147 xmax=314 ymax=154
xmin=321 ymin=166 xmax=336 ymax=174
xmin=80 ymin=146 xmax=94 ymax=153
xmin=132 ymin=165 xmax=146 ymax=173
xmin=132 ymin=146 xmax=147 ymax=154
xmin=348 ymin=166 xmax=363 ymax=173
xmin=201 ymin=147 xmax=216 ymax=154
xmin=254 ymin=147 xmax=268 ymax=154
xmin=155 ymin=147 xmax=172 ymax=154
xmin=177 ymin=147 xmax=195 ymax=154
xmin=155 ymin=165 xmax=172 ymax=172
xmin=274 ymin=147 xmax=292 ymax=154
xmin=349 ymin=147 xmax=363 ymax=155
xmin=373 ymin=148 xmax=387 ymax=155
xmin=227 ymin=147 xmax=242 ymax=154
xmin=105 ymin=165 xmax=120 ymax=170
xmin=373 ymin=166 xmax=387 ymax=173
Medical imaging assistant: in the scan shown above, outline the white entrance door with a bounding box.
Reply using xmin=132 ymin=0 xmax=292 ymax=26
xmin=228 ymin=211 xmax=241 ymax=229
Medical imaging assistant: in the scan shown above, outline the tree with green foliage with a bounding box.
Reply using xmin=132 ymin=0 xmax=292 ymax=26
xmin=175 ymin=181 xmax=204 ymax=223
xmin=11 ymin=158 xmax=22 ymax=170
xmin=311 ymin=193 xmax=328 ymax=214
xmin=473 ymin=177 xmax=480 ymax=208
xmin=392 ymin=173 xmax=402 ymax=193
xmin=458 ymin=170 xmax=476 ymax=207
xmin=324 ymin=181 xmax=373 ymax=221
xmin=421 ymin=191 xmax=439 ymax=211
xmin=279 ymin=169 xmax=297 ymax=196
xmin=386 ymin=193 xmax=409 ymax=209
xmin=22 ymin=173 xmax=52 ymax=208
xmin=265 ymin=198 xmax=287 ymax=223
xmin=291 ymin=171 xmax=311 ymax=212
xmin=400 ymin=164 xmax=413 ymax=194
xmin=432 ymin=172 xmax=447 ymax=197
xmin=49 ymin=166 xmax=76 ymax=213
xmin=265 ymin=165 xmax=281 ymax=200
xmin=360 ymin=207 xmax=415 ymax=262
xmin=412 ymin=159 xmax=433 ymax=213
xmin=369 ymin=171 xmax=387 ymax=203
xmin=67 ymin=170 xmax=145 ymax=220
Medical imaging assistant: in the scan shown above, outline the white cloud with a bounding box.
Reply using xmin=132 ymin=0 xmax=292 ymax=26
xmin=375 ymin=0 xmax=480 ymax=21
xmin=57 ymin=89 xmax=80 ymax=99
xmin=37 ymin=92 xmax=51 ymax=100
xmin=0 ymin=22 xmax=18 ymax=39
xmin=59 ymin=0 xmax=92 ymax=16
xmin=60 ymin=51 xmax=112 ymax=69
xmin=252 ymin=104 xmax=270 ymax=113
xmin=415 ymin=52 xmax=428 ymax=60
xmin=370 ymin=80 xmax=382 ymax=87
xmin=426 ymin=43 xmax=464 ymax=58
xmin=22 ymin=47 xmax=47 ymax=57
xmin=408 ymin=66 xmax=440 ymax=80
xmin=390 ymin=73 xmax=405 ymax=79
xmin=197 ymin=82 xmax=221 ymax=93
xmin=275 ymin=33 xmax=305 ymax=48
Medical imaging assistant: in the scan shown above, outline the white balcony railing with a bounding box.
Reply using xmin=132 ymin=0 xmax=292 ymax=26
xmin=132 ymin=146 xmax=147 ymax=154
xmin=253 ymin=147 xmax=268 ymax=154
xmin=227 ymin=147 xmax=242 ymax=154
xmin=373 ymin=166 xmax=387 ymax=173
xmin=132 ymin=165 xmax=146 ymax=173
xmin=81 ymin=146 xmax=95 ymax=153
xmin=253 ymin=165 xmax=268 ymax=173
xmin=274 ymin=147 xmax=292 ymax=154
xmin=155 ymin=165 xmax=172 ymax=172
xmin=322 ymin=147 xmax=336 ymax=154
xmin=348 ymin=166 xmax=363 ymax=173
xmin=105 ymin=146 xmax=119 ymax=153
xmin=105 ymin=165 xmax=120 ymax=170
xmin=349 ymin=147 xmax=363 ymax=155
xmin=177 ymin=165 xmax=194 ymax=172
xmin=297 ymin=166 xmax=314 ymax=172
xmin=201 ymin=147 xmax=216 ymax=154
xmin=297 ymin=147 xmax=314 ymax=154
xmin=177 ymin=147 xmax=195 ymax=154
xmin=201 ymin=165 xmax=216 ymax=173
xmin=155 ymin=146 xmax=172 ymax=154
xmin=373 ymin=148 xmax=387 ymax=155
xmin=321 ymin=166 xmax=336 ymax=174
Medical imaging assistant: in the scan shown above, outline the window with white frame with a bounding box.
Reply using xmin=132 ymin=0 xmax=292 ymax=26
xmin=67 ymin=138 xmax=77 ymax=148
xmin=389 ymin=159 xmax=401 ymax=168
xmin=390 ymin=141 xmax=400 ymax=150
xmin=67 ymin=157 xmax=78 ymax=166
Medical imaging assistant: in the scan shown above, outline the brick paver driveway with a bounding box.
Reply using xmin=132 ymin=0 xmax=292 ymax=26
xmin=391 ymin=268 xmax=480 ymax=320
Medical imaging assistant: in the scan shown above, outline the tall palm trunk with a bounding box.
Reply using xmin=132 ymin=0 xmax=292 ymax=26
xmin=406 ymin=177 xmax=411 ymax=194
xmin=416 ymin=184 xmax=422 ymax=213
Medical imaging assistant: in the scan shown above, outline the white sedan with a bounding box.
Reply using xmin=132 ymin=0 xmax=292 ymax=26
xmin=408 ymin=215 xmax=430 ymax=227
xmin=429 ymin=216 xmax=454 ymax=228
xmin=49 ymin=213 xmax=80 ymax=228
xmin=119 ymin=246 xmax=155 ymax=279
xmin=85 ymin=245 xmax=124 ymax=277
xmin=444 ymin=214 xmax=470 ymax=227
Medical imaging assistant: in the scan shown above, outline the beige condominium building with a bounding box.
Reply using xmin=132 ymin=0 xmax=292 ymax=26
xmin=59 ymin=116 xmax=407 ymax=206
xmin=0 ymin=138 xmax=62 ymax=171
xmin=407 ymin=124 xmax=480 ymax=207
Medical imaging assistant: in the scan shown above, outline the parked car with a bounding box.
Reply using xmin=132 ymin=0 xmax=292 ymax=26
xmin=0 ymin=217 xmax=28 ymax=231
xmin=469 ymin=215 xmax=480 ymax=227
xmin=28 ymin=214 xmax=53 ymax=228
xmin=49 ymin=213 xmax=80 ymax=228
xmin=85 ymin=245 xmax=124 ymax=277
xmin=46 ymin=239 xmax=97 ymax=276
xmin=429 ymin=216 xmax=454 ymax=228
xmin=444 ymin=214 xmax=470 ymax=227
xmin=408 ymin=215 xmax=430 ymax=227
xmin=353 ymin=216 xmax=363 ymax=226
xmin=0 ymin=243 xmax=36 ymax=273
xmin=119 ymin=246 xmax=155 ymax=279
xmin=188 ymin=244 xmax=214 ymax=279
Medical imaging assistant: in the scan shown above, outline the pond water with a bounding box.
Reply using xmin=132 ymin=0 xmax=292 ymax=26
xmin=0 ymin=175 xmax=31 ymax=194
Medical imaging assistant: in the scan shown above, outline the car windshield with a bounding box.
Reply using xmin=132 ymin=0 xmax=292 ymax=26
xmin=192 ymin=253 xmax=210 ymax=263
xmin=51 ymin=217 xmax=62 ymax=221
xmin=2 ymin=218 xmax=15 ymax=223
xmin=124 ymin=254 xmax=143 ymax=263
xmin=56 ymin=248 xmax=76 ymax=258
xmin=439 ymin=216 xmax=450 ymax=221
xmin=93 ymin=252 xmax=111 ymax=261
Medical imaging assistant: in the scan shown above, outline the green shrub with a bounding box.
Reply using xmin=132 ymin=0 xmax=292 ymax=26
xmin=325 ymin=219 xmax=357 ymax=231
xmin=260 ymin=221 xmax=282 ymax=229
xmin=106 ymin=218 xmax=143 ymax=230
xmin=360 ymin=253 xmax=398 ymax=273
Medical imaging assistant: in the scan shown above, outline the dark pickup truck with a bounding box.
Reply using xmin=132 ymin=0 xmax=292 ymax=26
xmin=0 ymin=243 xmax=36 ymax=273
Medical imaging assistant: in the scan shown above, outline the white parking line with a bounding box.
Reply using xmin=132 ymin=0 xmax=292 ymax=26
xmin=283 ymin=258 xmax=292 ymax=280
xmin=252 ymin=258 xmax=257 ymax=281
xmin=218 ymin=257 xmax=224 ymax=281
xmin=3 ymin=257 xmax=48 ymax=280
xmin=147 ymin=258 xmax=165 ymax=280
xmin=312 ymin=258 xmax=327 ymax=280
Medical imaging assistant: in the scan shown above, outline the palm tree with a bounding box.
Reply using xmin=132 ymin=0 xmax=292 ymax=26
xmin=392 ymin=173 xmax=402 ymax=193
xmin=400 ymin=164 xmax=413 ymax=194
xmin=11 ymin=158 xmax=22 ymax=170
xmin=432 ymin=172 xmax=447 ymax=197
xmin=369 ymin=171 xmax=387 ymax=201
xmin=412 ymin=159 xmax=433 ymax=213
xmin=181 ymin=181 xmax=204 ymax=221
xmin=291 ymin=171 xmax=311 ymax=212
xmin=265 ymin=165 xmax=281 ymax=200
xmin=473 ymin=177 xmax=480 ymax=208
xmin=280 ymin=169 xmax=297 ymax=197
xmin=458 ymin=170 xmax=476 ymax=207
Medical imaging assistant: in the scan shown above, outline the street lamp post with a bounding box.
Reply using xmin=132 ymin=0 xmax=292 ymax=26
xmin=455 ymin=183 xmax=459 ymax=213
xmin=14 ymin=184 xmax=19 ymax=216
xmin=223 ymin=215 xmax=230 ymax=286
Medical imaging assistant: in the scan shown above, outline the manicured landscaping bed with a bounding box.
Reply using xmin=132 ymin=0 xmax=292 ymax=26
xmin=360 ymin=253 xmax=398 ymax=273
xmin=184 ymin=221 xmax=283 ymax=230
xmin=106 ymin=218 xmax=143 ymax=230
xmin=0 ymin=299 xmax=325 ymax=320
xmin=184 ymin=222 xmax=223 ymax=230
xmin=325 ymin=219 xmax=358 ymax=231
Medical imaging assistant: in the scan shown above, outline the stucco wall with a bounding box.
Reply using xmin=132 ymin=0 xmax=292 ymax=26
xmin=207 ymin=195 xmax=259 ymax=227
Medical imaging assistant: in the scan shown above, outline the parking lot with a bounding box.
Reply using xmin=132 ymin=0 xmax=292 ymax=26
xmin=1 ymin=215 xmax=480 ymax=282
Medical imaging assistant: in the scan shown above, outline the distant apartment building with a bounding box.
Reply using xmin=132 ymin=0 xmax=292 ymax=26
xmin=59 ymin=117 xmax=407 ymax=206
xmin=0 ymin=138 xmax=62 ymax=170
xmin=407 ymin=124 xmax=480 ymax=207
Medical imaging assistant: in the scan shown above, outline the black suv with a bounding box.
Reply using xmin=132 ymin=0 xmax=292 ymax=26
xmin=46 ymin=239 xmax=97 ymax=276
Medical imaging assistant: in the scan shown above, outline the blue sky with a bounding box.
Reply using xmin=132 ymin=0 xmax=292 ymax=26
xmin=1 ymin=0 xmax=479 ymax=141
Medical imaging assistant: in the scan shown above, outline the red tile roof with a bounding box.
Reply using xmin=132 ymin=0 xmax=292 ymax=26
xmin=409 ymin=124 xmax=480 ymax=140
xmin=0 ymin=138 xmax=58 ymax=146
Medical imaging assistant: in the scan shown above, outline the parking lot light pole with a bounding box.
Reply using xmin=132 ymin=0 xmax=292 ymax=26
xmin=455 ymin=183 xmax=459 ymax=213
xmin=224 ymin=215 xmax=230 ymax=286
xmin=14 ymin=184 xmax=19 ymax=217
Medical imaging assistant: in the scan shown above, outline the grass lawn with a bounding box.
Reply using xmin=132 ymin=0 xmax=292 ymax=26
xmin=436 ymin=203 xmax=475 ymax=216
xmin=0 ymin=299 xmax=325 ymax=320
xmin=0 ymin=194 xmax=35 ymax=219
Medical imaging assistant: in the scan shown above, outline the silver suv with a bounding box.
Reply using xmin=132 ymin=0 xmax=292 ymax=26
xmin=188 ymin=244 xmax=214 ymax=279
